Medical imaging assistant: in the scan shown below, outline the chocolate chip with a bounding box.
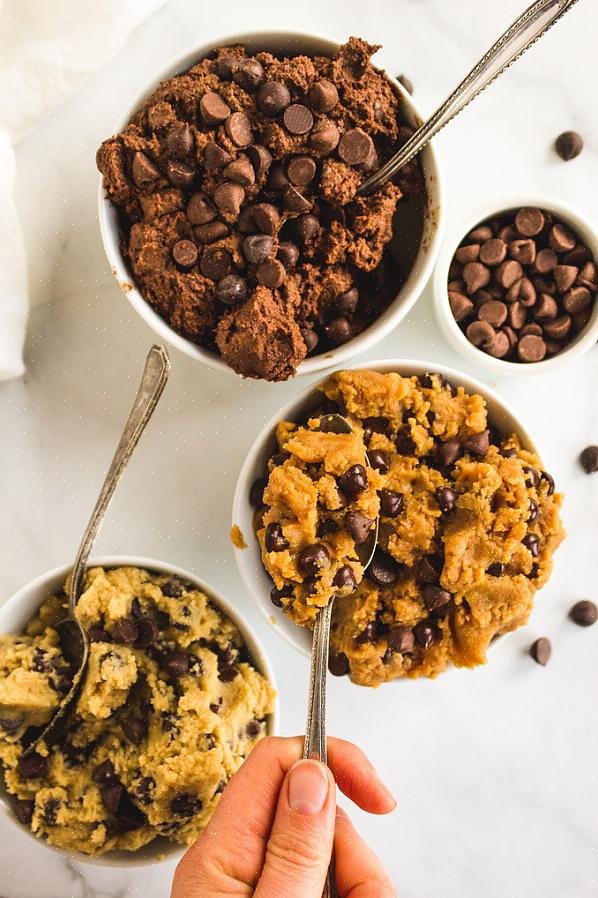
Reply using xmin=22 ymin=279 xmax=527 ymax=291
xmin=277 ymin=241 xmax=300 ymax=268
xmin=101 ymin=783 xmax=123 ymax=814
xmin=252 ymin=203 xmax=280 ymax=235
xmin=163 ymin=650 xmax=190 ymax=678
xmin=414 ymin=620 xmax=439 ymax=649
xmin=10 ymin=798 xmax=34 ymax=826
xmin=436 ymin=438 xmax=461 ymax=468
xmin=527 ymin=499 xmax=539 ymax=524
xmin=283 ymin=104 xmax=314 ymax=135
xmin=264 ymin=522 xmax=289 ymax=552
xmin=244 ymin=146 xmax=272 ymax=182
xmin=269 ymin=585 xmax=291 ymax=607
xmin=362 ymin=416 xmax=390 ymax=444
xmin=294 ymin=213 xmax=320 ymax=245
xmin=225 ymin=112 xmax=253 ymax=147
xmin=522 ymin=533 xmax=540 ymax=557
xmin=131 ymin=151 xmax=160 ymax=187
xmin=121 ymin=717 xmax=147 ymax=745
xmin=478 ymin=300 xmax=507 ymax=327
xmin=495 ymin=259 xmax=524 ymax=289
xmin=17 ymin=751 xmax=48 ymax=779
xmin=309 ymin=79 xmax=339 ymax=112
xmin=93 ymin=760 xmax=118 ymax=786
xmin=555 ymin=130 xmax=583 ymax=161
xmin=487 ymin=330 xmax=511 ymax=358
xmin=355 ymin=621 xmax=379 ymax=644
xmin=298 ymin=543 xmax=330 ymax=577
xmin=213 ymin=182 xmax=245 ymax=216
xmin=199 ymin=91 xmax=231 ymax=125
xmin=523 ymin=465 xmax=540 ymax=488
xmin=529 ymin=637 xmax=551 ymax=665
xmin=516 ymin=207 xmax=544 ymax=237
xmin=423 ymin=585 xmax=452 ymax=613
xmin=194 ymin=220 xmax=229 ymax=244
xmin=171 ymin=792 xmax=202 ymax=817
xmin=257 ymin=80 xmax=291 ymax=116
xmin=204 ymin=142 xmax=232 ymax=168
xmin=324 ymin=316 xmax=352 ymax=345
xmin=172 ymin=239 xmax=198 ymax=270
xmin=386 ymin=625 xmax=413 ymax=654
xmin=257 ymin=259 xmax=286 ymax=288
xmin=338 ymin=464 xmax=368 ymax=495
xmin=287 ymin=155 xmax=317 ymax=187
xmin=0 ymin=716 xmax=24 ymax=734
xmin=563 ymin=285 xmax=591 ymax=314
xmin=166 ymin=124 xmax=194 ymax=157
xmin=266 ymin=161 xmax=289 ymax=190
xmin=233 ymin=58 xmax=264 ymax=92
xmin=166 ymin=159 xmax=195 ymax=188
xmin=518 ymin=334 xmax=546 ymax=362
xmin=328 ymin=651 xmax=349 ymax=676
xmin=397 ymin=73 xmax=414 ymax=94
xmin=569 ymin=600 xmax=598 ymax=627
xmin=338 ymin=128 xmax=374 ymax=166
xmin=368 ymin=449 xmax=390 ymax=473
xmin=224 ymin=155 xmax=255 ymax=186
xmin=136 ymin=617 xmax=159 ymax=648
xmin=463 ymin=430 xmax=490 ymax=456
xmin=301 ymin=327 xmax=318 ymax=353
xmin=449 ymin=292 xmax=474 ymax=322
xmin=580 ymin=445 xmax=598 ymax=473
xmin=309 ymin=119 xmax=340 ymax=154
xmin=161 ymin=578 xmax=184 ymax=597
xmin=243 ymin=234 xmax=274 ymax=264
xmin=112 ymin=618 xmax=139 ymax=644
xmin=333 ymin=565 xmax=357 ymax=591
xmin=217 ymin=274 xmax=248 ymax=306
xmin=436 ymin=486 xmax=458 ymax=514
xmin=487 ymin=562 xmax=505 ymax=576
xmin=345 ymin=510 xmax=374 ymax=543
xmin=479 ymin=238 xmax=507 ymax=266
xmin=283 ymin=184 xmax=312 ymax=213
xmin=455 ymin=244 xmax=480 ymax=264
xmin=200 ymin=246 xmax=231 ymax=280
xmin=468 ymin=225 xmax=494 ymax=242
xmin=462 ymin=262 xmax=490 ymax=294
xmin=395 ymin=427 xmax=416 ymax=456
xmin=368 ymin=551 xmax=400 ymax=587
xmin=88 ymin=624 xmax=111 ymax=642
xmin=187 ymin=192 xmax=216 ymax=225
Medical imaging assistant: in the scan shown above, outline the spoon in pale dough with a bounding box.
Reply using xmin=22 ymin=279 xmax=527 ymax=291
xmin=22 ymin=344 xmax=170 ymax=756
xmin=359 ymin=0 xmax=580 ymax=195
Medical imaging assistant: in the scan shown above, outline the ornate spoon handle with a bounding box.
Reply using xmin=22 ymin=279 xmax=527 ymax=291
xmin=359 ymin=0 xmax=580 ymax=194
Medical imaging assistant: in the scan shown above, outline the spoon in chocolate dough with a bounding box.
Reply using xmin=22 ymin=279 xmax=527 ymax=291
xmin=359 ymin=0 xmax=580 ymax=195
xmin=304 ymin=413 xmax=379 ymax=898
xmin=22 ymin=344 xmax=170 ymax=756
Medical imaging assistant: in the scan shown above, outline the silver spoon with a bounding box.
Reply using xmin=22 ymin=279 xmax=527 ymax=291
xmin=23 ymin=344 xmax=170 ymax=755
xmin=303 ymin=413 xmax=379 ymax=898
xmin=359 ymin=0 xmax=580 ymax=195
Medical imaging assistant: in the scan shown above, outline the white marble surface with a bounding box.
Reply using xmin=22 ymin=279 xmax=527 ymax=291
xmin=2 ymin=0 xmax=598 ymax=895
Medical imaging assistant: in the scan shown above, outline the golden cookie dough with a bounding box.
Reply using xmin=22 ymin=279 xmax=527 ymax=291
xmin=254 ymin=370 xmax=565 ymax=686
xmin=0 ymin=566 xmax=275 ymax=855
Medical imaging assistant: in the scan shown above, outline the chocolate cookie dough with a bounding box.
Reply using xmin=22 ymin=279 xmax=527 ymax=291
xmin=252 ymin=370 xmax=565 ymax=686
xmin=97 ymin=38 xmax=423 ymax=381
xmin=0 ymin=566 xmax=275 ymax=855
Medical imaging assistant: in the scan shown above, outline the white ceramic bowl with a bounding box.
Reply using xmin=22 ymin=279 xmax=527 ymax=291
xmin=0 ymin=555 xmax=278 ymax=867
xmin=232 ymin=359 xmax=541 ymax=659
xmin=98 ymin=31 xmax=444 ymax=378
xmin=434 ymin=195 xmax=598 ymax=376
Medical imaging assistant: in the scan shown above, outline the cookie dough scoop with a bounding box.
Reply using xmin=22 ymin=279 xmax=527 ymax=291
xmin=21 ymin=344 xmax=170 ymax=756
xmin=303 ymin=413 xmax=379 ymax=898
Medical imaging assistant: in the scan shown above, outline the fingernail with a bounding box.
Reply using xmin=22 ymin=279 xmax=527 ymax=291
xmin=288 ymin=760 xmax=330 ymax=815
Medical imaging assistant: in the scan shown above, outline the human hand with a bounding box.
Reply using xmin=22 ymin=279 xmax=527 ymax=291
xmin=171 ymin=735 xmax=397 ymax=898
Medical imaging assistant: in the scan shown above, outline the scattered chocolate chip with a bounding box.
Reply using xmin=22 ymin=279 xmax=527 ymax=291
xmin=328 ymin=651 xmax=349 ymax=676
xmin=436 ymin=438 xmax=461 ymax=468
xmin=136 ymin=617 xmax=159 ymax=648
xmin=204 ymin=142 xmax=232 ymax=168
xmin=530 ymin=637 xmax=551 ymax=665
xmin=463 ymin=430 xmax=490 ymax=456
xmin=187 ymin=192 xmax=216 ymax=225
xmin=233 ymin=58 xmax=264 ymax=92
xmin=257 ymin=258 xmax=286 ymax=288
xmin=213 ymin=182 xmax=245 ymax=216
xmin=283 ymin=104 xmax=314 ymax=135
xmin=309 ymin=79 xmax=339 ymax=112
xmin=309 ymin=119 xmax=340 ymax=154
xmin=580 ymin=445 xmax=598 ymax=473
xmin=345 ymin=511 xmax=374 ymax=543
xmin=194 ymin=220 xmax=229 ymax=244
xmin=283 ymin=184 xmax=312 ymax=213
xmin=225 ymin=112 xmax=253 ymax=147
xmin=216 ymin=274 xmax=248 ymax=306
xmin=252 ymin=202 xmax=280 ymax=235
xmin=166 ymin=159 xmax=195 ymax=188
xmin=131 ymin=151 xmax=160 ymax=187
xmin=338 ymin=128 xmax=374 ymax=166
xmin=172 ymin=239 xmax=198 ymax=269
xmin=88 ymin=624 xmax=111 ymax=643
xmin=569 ymin=600 xmax=597 ymax=627
xmin=294 ymin=213 xmax=320 ymax=245
xmin=200 ymin=91 xmax=231 ymax=125
xmin=487 ymin=562 xmax=506 ymax=576
xmin=257 ymin=80 xmax=291 ymax=117
xmin=161 ymin=578 xmax=184 ymax=598
xmin=224 ymin=155 xmax=255 ymax=186
xmin=527 ymin=499 xmax=539 ymax=524
xmin=355 ymin=621 xmax=378 ymax=644
xmin=555 ymin=130 xmax=583 ymax=161
xmin=395 ymin=427 xmax=416 ymax=456
xmin=333 ymin=565 xmax=357 ymax=591
xmin=264 ymin=522 xmax=289 ymax=552
xmin=93 ymin=760 xmax=118 ymax=785
xmin=243 ymin=234 xmax=274 ymax=265
xmin=522 ymin=533 xmax=540 ymax=557
xmin=166 ymin=124 xmax=194 ymax=157
xmin=387 ymin=625 xmax=414 ymax=654
xmin=298 ymin=543 xmax=330 ymax=578
xmin=287 ymin=155 xmax=317 ymax=186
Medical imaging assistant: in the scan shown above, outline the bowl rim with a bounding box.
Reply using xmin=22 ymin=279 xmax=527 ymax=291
xmin=231 ymin=358 xmax=541 ymax=660
xmin=433 ymin=193 xmax=598 ymax=376
xmin=97 ymin=29 xmax=445 ymax=379
xmin=0 ymin=554 xmax=279 ymax=867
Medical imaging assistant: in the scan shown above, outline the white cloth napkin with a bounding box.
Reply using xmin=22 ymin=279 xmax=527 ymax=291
xmin=0 ymin=0 xmax=166 ymax=381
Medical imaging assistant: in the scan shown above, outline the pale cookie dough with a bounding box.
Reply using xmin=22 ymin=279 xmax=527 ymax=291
xmin=253 ymin=370 xmax=565 ymax=686
xmin=0 ymin=566 xmax=275 ymax=855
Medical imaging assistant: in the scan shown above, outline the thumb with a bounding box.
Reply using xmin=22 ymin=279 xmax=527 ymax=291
xmin=254 ymin=759 xmax=336 ymax=898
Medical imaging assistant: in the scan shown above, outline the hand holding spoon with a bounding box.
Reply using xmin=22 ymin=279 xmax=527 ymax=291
xmin=359 ymin=0 xmax=580 ymax=194
xmin=23 ymin=344 xmax=170 ymax=754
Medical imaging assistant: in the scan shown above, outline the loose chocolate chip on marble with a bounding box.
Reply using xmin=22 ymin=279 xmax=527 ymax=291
xmin=257 ymin=258 xmax=286 ymax=288
xmin=324 ymin=316 xmax=352 ymax=345
xmin=530 ymin=637 xmax=551 ymax=666
xmin=121 ymin=717 xmax=148 ymax=745
xmin=333 ymin=565 xmax=357 ymax=591
xmin=187 ymin=192 xmax=216 ymax=225
xmin=242 ymin=235 xmax=273 ymax=266
xmin=518 ymin=333 xmax=546 ymax=362
xmin=368 ymin=551 xmax=400 ymax=588
xmin=264 ymin=522 xmax=289 ymax=552
xmin=112 ymin=618 xmax=139 ymax=644
xmin=463 ymin=262 xmax=491 ymax=294
xmin=294 ymin=213 xmax=320 ymax=245
xmin=166 ymin=159 xmax=195 ymax=188
xmin=338 ymin=464 xmax=368 ymax=495
xmin=436 ymin=486 xmax=458 ymax=514
xmin=277 ymin=241 xmax=300 ymax=268
xmin=283 ymin=103 xmax=314 ymax=135
xmin=225 ymin=112 xmax=254 ymax=147
xmin=338 ymin=128 xmax=374 ymax=166
xmin=171 ymin=793 xmax=202 ymax=817
xmin=555 ymin=130 xmax=583 ymax=161
xmin=204 ymin=142 xmax=232 ymax=168
xmin=199 ymin=91 xmax=231 ymax=125
xmin=283 ymin=184 xmax=312 ymax=213
xmin=252 ymin=202 xmax=280 ymax=236
xmin=368 ymin=449 xmax=390 ymax=473
xmin=487 ymin=562 xmax=506 ymax=577
xmin=423 ymin=584 xmax=452 ymax=613
xmin=515 ymin=207 xmax=545 ymax=237
xmin=355 ymin=621 xmax=379 ymax=645
xmin=287 ymin=155 xmax=317 ymax=186
xmin=387 ymin=625 xmax=414 ymax=654
xmin=166 ymin=124 xmax=194 ymax=157
xmin=233 ymin=58 xmax=265 ymax=91
xmin=10 ymin=798 xmax=34 ymax=826
xmin=136 ymin=618 xmax=159 ymax=648
xmin=217 ymin=274 xmax=248 ymax=306
xmin=379 ymin=489 xmax=404 ymax=518
xmin=298 ymin=543 xmax=330 ymax=578
xmin=328 ymin=651 xmax=349 ymax=676
xmin=309 ymin=119 xmax=340 ymax=154
xmin=301 ymin=328 xmax=319 ymax=353
xmin=200 ymin=247 xmax=231 ymax=280
xmin=345 ymin=510 xmax=374 ymax=544
xmin=131 ymin=151 xmax=160 ymax=187
xmin=414 ymin=620 xmax=439 ymax=649
xmin=224 ymin=155 xmax=255 ymax=186
xmin=580 ymin=445 xmax=598 ymax=473
xmin=569 ymin=600 xmax=598 ymax=627
xmin=172 ymin=239 xmax=198 ymax=270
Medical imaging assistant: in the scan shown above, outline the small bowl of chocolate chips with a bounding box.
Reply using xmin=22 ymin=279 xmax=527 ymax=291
xmin=434 ymin=197 xmax=598 ymax=374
